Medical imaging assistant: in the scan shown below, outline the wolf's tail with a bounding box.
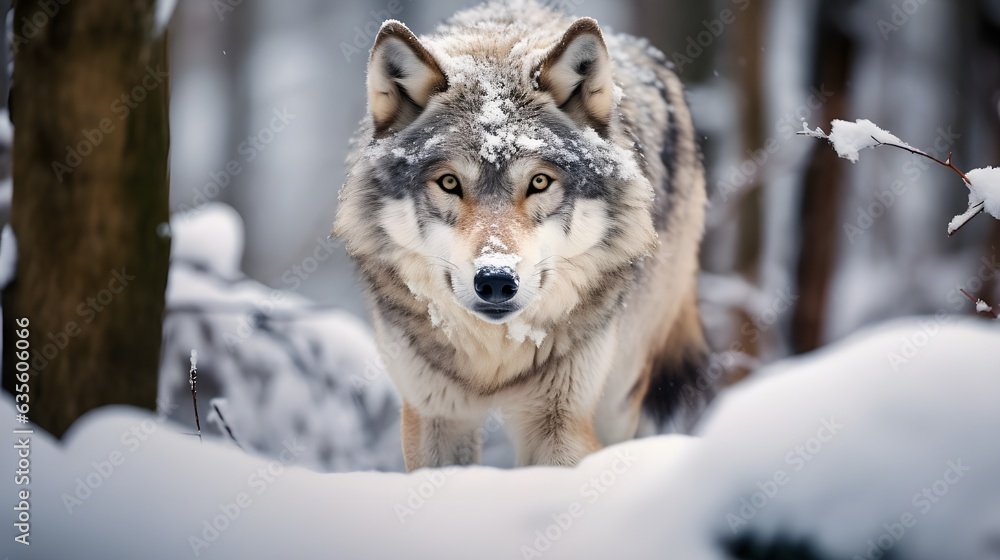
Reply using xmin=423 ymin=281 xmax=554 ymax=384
xmin=640 ymin=294 xmax=714 ymax=432
xmin=641 ymin=344 xmax=713 ymax=431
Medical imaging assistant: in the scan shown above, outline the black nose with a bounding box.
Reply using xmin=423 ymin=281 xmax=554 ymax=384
xmin=474 ymin=267 xmax=519 ymax=304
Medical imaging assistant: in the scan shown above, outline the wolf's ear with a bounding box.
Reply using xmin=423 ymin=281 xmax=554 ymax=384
xmin=535 ymin=18 xmax=614 ymax=134
xmin=367 ymin=21 xmax=448 ymax=136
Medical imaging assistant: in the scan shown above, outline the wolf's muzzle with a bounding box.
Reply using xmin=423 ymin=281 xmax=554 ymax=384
xmin=473 ymin=267 xmax=519 ymax=304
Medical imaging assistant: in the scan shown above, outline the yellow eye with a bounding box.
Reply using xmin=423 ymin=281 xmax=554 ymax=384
xmin=529 ymin=173 xmax=551 ymax=194
xmin=437 ymin=174 xmax=462 ymax=195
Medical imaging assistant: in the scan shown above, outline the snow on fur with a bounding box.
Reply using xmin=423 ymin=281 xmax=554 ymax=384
xmin=362 ymin=48 xmax=641 ymax=182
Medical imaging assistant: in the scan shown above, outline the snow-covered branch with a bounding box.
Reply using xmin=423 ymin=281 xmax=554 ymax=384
xmin=799 ymin=119 xmax=1000 ymax=236
xmin=959 ymin=289 xmax=998 ymax=320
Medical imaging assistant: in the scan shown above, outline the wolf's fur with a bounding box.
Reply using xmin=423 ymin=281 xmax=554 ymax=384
xmin=335 ymin=0 xmax=708 ymax=469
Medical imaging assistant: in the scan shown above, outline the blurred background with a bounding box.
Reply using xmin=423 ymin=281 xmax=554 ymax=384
xmin=163 ymin=0 xmax=1000 ymax=353
xmin=3 ymin=0 xmax=999 ymax=471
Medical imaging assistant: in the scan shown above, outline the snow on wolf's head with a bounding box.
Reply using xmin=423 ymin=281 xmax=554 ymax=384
xmin=336 ymin=3 xmax=657 ymax=327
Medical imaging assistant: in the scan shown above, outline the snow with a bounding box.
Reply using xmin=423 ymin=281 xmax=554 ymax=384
xmin=188 ymin=349 xmax=198 ymax=391
xmin=800 ymin=119 xmax=913 ymax=163
xmin=153 ymin=0 xmax=177 ymax=35
xmin=505 ymin=318 xmax=547 ymax=347
xmin=473 ymin=232 xmax=522 ymax=273
xmin=474 ymin=249 xmax=522 ymax=271
xmin=0 ymin=108 xmax=12 ymax=145
xmin=0 ymin=223 xmax=16 ymax=289
xmin=161 ymin=203 xmax=411 ymax=472
xmin=802 ymin=119 xmax=1000 ymax=235
xmin=947 ymin=203 xmax=983 ymax=236
xmin=365 ymin=49 xmax=639 ymax=182
xmin=514 ymin=134 xmax=546 ymax=151
xmin=4 ymin=318 xmax=999 ymax=559
xmin=170 ymin=203 xmax=245 ymax=280
xmin=976 ymin=299 xmax=993 ymax=314
xmin=485 ymin=235 xmax=508 ymax=251
xmin=964 ymin=166 xmax=1000 ymax=219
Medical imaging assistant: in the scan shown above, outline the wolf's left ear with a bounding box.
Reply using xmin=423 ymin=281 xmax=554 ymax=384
xmin=367 ymin=21 xmax=448 ymax=136
xmin=535 ymin=18 xmax=614 ymax=133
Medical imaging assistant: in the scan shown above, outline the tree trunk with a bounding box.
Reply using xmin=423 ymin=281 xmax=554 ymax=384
xmin=2 ymin=0 xmax=171 ymax=437
xmin=791 ymin=3 xmax=854 ymax=354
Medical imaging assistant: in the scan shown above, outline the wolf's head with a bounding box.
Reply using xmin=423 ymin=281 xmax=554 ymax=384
xmin=337 ymin=7 xmax=657 ymax=328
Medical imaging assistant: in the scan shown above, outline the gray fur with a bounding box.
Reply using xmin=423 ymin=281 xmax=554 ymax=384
xmin=335 ymin=0 xmax=707 ymax=468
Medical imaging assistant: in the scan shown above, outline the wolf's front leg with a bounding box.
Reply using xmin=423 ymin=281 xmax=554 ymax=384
xmin=506 ymin=334 xmax=615 ymax=467
xmin=508 ymin=403 xmax=602 ymax=467
xmin=401 ymin=401 xmax=487 ymax=470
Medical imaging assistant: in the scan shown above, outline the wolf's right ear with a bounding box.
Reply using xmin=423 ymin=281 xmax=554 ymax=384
xmin=367 ymin=21 xmax=448 ymax=137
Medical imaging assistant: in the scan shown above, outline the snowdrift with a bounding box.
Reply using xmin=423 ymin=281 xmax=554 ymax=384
xmin=3 ymin=318 xmax=999 ymax=560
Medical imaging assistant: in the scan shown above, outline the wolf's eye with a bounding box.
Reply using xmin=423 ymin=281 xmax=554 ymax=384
xmin=437 ymin=174 xmax=462 ymax=197
xmin=527 ymin=173 xmax=552 ymax=196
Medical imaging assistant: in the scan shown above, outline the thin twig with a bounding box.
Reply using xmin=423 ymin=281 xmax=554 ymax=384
xmin=959 ymin=289 xmax=999 ymax=319
xmin=212 ymin=401 xmax=244 ymax=450
xmin=189 ymin=350 xmax=202 ymax=443
xmin=870 ymin=137 xmax=988 ymax=236
xmin=948 ymin=202 xmax=985 ymax=237
xmin=872 ymin=138 xmax=972 ymax=185
xmin=799 ymin=124 xmax=990 ymax=236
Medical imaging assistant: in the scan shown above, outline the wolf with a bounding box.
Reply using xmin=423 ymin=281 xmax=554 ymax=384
xmin=335 ymin=0 xmax=709 ymax=469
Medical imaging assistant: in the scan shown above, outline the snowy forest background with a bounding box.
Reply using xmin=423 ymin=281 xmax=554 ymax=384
xmin=1 ymin=1 xmax=1000 ymax=558
xmin=162 ymin=0 xmax=1000 ymax=471
xmin=162 ymin=0 xmax=1000 ymax=349
xmin=1 ymin=0 xmax=999 ymax=473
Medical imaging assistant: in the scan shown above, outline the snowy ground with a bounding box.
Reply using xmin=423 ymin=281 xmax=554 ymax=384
xmin=3 ymin=204 xmax=998 ymax=559
xmin=3 ymin=318 xmax=999 ymax=559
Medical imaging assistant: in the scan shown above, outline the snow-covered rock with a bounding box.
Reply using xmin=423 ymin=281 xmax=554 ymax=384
xmin=161 ymin=203 xmax=405 ymax=472
xmin=160 ymin=203 xmax=512 ymax=472
xmin=169 ymin=203 xmax=245 ymax=280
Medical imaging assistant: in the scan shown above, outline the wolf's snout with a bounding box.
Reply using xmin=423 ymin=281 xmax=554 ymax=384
xmin=473 ymin=267 xmax=519 ymax=304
